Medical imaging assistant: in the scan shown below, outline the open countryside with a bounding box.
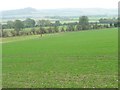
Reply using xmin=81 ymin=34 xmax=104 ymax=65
xmin=1 ymin=4 xmax=119 ymax=88
xmin=2 ymin=27 xmax=118 ymax=88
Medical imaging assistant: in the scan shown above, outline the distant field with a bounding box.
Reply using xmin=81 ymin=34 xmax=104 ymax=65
xmin=1 ymin=16 xmax=104 ymax=24
xmin=2 ymin=28 xmax=118 ymax=88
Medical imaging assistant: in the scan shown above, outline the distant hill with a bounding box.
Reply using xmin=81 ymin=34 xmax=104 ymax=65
xmin=1 ymin=7 xmax=118 ymax=19
xmin=2 ymin=7 xmax=37 ymax=15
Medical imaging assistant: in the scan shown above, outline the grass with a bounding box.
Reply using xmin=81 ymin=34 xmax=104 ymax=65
xmin=1 ymin=35 xmax=40 ymax=43
xmin=2 ymin=28 xmax=118 ymax=88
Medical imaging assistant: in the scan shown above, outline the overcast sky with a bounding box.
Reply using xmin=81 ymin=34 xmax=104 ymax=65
xmin=0 ymin=0 xmax=119 ymax=11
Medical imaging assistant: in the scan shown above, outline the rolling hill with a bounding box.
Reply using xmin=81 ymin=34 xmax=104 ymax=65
xmin=1 ymin=7 xmax=118 ymax=19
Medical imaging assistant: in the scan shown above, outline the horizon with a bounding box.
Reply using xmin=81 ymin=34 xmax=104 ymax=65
xmin=1 ymin=7 xmax=118 ymax=12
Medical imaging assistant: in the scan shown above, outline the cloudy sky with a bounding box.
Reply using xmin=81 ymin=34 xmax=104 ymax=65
xmin=0 ymin=0 xmax=119 ymax=11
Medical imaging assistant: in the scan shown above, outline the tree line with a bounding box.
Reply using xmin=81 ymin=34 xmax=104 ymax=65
xmin=1 ymin=16 xmax=119 ymax=37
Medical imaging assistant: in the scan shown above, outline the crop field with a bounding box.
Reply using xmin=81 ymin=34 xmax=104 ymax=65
xmin=2 ymin=28 xmax=118 ymax=88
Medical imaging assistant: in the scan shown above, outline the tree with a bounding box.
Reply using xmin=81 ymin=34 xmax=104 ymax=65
xmin=2 ymin=31 xmax=8 ymax=37
xmin=61 ymin=27 xmax=65 ymax=32
xmin=54 ymin=20 xmax=61 ymax=26
xmin=93 ymin=22 xmax=99 ymax=29
xmin=39 ymin=27 xmax=45 ymax=37
xmin=48 ymin=27 xmax=53 ymax=33
xmin=2 ymin=24 xmax=8 ymax=30
xmin=114 ymin=23 xmax=118 ymax=27
xmin=99 ymin=18 xmax=117 ymax=24
xmin=76 ymin=24 xmax=81 ymax=31
xmin=7 ymin=21 xmax=14 ymax=29
xmin=79 ymin=16 xmax=89 ymax=30
xmin=2 ymin=31 xmax=13 ymax=37
xmin=67 ymin=25 xmax=75 ymax=31
xmin=110 ymin=23 xmax=113 ymax=27
xmin=104 ymin=24 xmax=109 ymax=28
xmin=14 ymin=20 xmax=24 ymax=35
xmin=53 ymin=26 xmax=59 ymax=33
xmin=31 ymin=28 xmax=36 ymax=35
xmin=24 ymin=18 xmax=35 ymax=28
xmin=37 ymin=20 xmax=51 ymax=27
xmin=10 ymin=30 xmax=17 ymax=36
xmin=45 ymin=20 xmax=51 ymax=26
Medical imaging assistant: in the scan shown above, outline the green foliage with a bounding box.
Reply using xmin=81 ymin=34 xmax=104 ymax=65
xmin=93 ymin=22 xmax=99 ymax=29
xmin=7 ymin=21 xmax=14 ymax=29
xmin=66 ymin=25 xmax=75 ymax=31
xmin=54 ymin=20 xmax=61 ymax=26
xmin=47 ymin=27 xmax=53 ymax=33
xmin=10 ymin=30 xmax=17 ymax=36
xmin=79 ymin=16 xmax=89 ymax=30
xmin=23 ymin=18 xmax=35 ymax=28
xmin=14 ymin=20 xmax=24 ymax=32
xmin=40 ymin=27 xmax=46 ymax=34
xmin=37 ymin=20 xmax=51 ymax=27
xmin=53 ymin=26 xmax=59 ymax=33
xmin=99 ymin=18 xmax=117 ymax=24
xmin=76 ymin=24 xmax=82 ymax=31
xmin=31 ymin=28 xmax=36 ymax=35
xmin=2 ymin=16 xmax=117 ymax=38
xmin=2 ymin=24 xmax=8 ymax=29
xmin=61 ymin=27 xmax=65 ymax=32
xmin=2 ymin=30 xmax=13 ymax=37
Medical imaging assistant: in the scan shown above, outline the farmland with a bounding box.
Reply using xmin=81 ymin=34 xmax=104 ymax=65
xmin=2 ymin=28 xmax=118 ymax=88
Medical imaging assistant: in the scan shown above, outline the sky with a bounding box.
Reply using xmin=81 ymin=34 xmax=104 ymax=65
xmin=0 ymin=0 xmax=119 ymax=11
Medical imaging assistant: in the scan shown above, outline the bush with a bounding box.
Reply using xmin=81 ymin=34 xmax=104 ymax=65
xmin=11 ymin=30 xmax=17 ymax=36
xmin=2 ymin=31 xmax=13 ymax=37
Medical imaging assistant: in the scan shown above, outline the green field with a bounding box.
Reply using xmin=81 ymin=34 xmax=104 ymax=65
xmin=2 ymin=28 xmax=118 ymax=88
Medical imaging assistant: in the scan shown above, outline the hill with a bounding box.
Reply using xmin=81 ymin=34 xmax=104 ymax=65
xmin=1 ymin=7 xmax=117 ymax=19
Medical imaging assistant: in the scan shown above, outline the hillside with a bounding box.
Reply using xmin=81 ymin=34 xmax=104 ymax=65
xmin=1 ymin=7 xmax=118 ymax=19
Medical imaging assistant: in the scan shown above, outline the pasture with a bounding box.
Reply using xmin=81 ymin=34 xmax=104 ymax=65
xmin=2 ymin=28 xmax=118 ymax=88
